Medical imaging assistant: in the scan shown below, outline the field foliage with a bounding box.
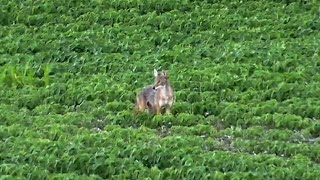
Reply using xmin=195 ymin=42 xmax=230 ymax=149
xmin=1 ymin=0 xmax=320 ymax=179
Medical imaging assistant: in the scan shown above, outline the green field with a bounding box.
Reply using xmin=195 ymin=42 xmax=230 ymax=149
xmin=1 ymin=0 xmax=320 ymax=179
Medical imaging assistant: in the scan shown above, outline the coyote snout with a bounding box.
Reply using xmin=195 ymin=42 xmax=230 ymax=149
xmin=135 ymin=69 xmax=175 ymax=115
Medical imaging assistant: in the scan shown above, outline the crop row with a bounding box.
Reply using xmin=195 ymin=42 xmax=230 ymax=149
xmin=2 ymin=62 xmax=320 ymax=90
xmin=1 ymin=68 xmax=320 ymax=119
xmin=2 ymin=125 xmax=320 ymax=179
xmin=2 ymin=122 xmax=320 ymax=164
xmin=1 ymin=26 xmax=318 ymax=68
xmin=1 ymin=102 xmax=320 ymax=134
xmin=1 ymin=163 xmax=320 ymax=179
xmin=1 ymin=1 xmax=319 ymax=68
xmin=1 ymin=119 xmax=317 ymax=144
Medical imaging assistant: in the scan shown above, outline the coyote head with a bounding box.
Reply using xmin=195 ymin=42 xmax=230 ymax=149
xmin=153 ymin=69 xmax=169 ymax=87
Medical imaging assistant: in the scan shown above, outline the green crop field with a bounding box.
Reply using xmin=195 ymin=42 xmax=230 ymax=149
xmin=1 ymin=0 xmax=320 ymax=179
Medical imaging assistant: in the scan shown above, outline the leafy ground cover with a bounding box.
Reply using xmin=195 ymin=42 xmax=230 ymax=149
xmin=1 ymin=0 xmax=320 ymax=179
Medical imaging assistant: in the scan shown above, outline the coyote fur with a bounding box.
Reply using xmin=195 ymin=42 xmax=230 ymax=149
xmin=135 ymin=69 xmax=175 ymax=115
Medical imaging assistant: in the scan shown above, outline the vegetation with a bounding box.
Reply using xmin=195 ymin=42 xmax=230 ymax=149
xmin=1 ymin=0 xmax=320 ymax=179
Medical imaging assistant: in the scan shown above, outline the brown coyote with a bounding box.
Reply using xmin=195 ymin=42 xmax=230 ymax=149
xmin=135 ymin=69 xmax=175 ymax=115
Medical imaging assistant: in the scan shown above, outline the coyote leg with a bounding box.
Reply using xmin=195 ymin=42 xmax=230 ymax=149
xmin=147 ymin=102 xmax=156 ymax=115
xmin=165 ymin=107 xmax=171 ymax=114
xmin=155 ymin=105 xmax=161 ymax=115
xmin=135 ymin=96 xmax=146 ymax=112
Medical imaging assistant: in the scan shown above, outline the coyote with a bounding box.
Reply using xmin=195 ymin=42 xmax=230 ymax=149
xmin=135 ymin=69 xmax=175 ymax=115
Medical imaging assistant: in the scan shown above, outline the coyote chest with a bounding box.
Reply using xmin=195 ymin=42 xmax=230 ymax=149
xmin=155 ymin=85 xmax=174 ymax=107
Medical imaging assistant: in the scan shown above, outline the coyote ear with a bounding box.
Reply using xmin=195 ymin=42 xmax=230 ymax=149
xmin=164 ymin=70 xmax=168 ymax=77
xmin=154 ymin=69 xmax=158 ymax=77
